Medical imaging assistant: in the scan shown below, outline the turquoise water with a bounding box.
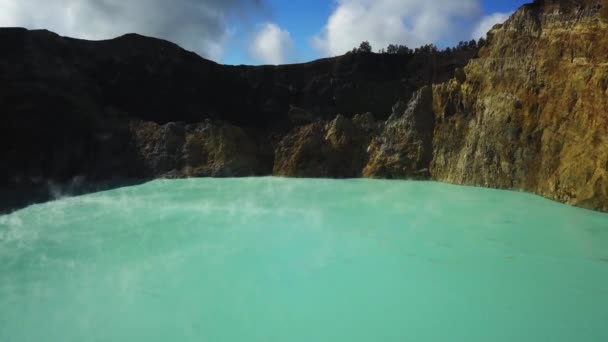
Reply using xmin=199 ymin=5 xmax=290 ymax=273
xmin=1 ymin=178 xmax=608 ymax=341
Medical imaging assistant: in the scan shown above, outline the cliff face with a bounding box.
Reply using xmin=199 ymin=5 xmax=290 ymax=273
xmin=363 ymin=86 xmax=435 ymax=179
xmin=432 ymin=0 xmax=608 ymax=211
xmin=273 ymin=116 xmax=372 ymax=178
xmin=129 ymin=120 xmax=269 ymax=178
xmin=272 ymin=87 xmax=435 ymax=179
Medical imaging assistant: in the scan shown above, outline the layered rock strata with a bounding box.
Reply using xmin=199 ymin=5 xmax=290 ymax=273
xmin=432 ymin=0 xmax=608 ymax=211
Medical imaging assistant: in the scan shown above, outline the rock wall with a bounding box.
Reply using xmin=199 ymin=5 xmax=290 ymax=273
xmin=129 ymin=120 xmax=269 ymax=178
xmin=363 ymin=86 xmax=434 ymax=179
xmin=431 ymin=0 xmax=608 ymax=211
xmin=273 ymin=87 xmax=436 ymax=180
xmin=273 ymin=0 xmax=608 ymax=212
xmin=273 ymin=115 xmax=375 ymax=178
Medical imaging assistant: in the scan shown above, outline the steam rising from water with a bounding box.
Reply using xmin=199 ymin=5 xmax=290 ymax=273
xmin=1 ymin=178 xmax=608 ymax=341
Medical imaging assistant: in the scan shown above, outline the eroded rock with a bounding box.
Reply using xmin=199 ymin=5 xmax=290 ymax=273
xmin=431 ymin=0 xmax=608 ymax=211
xmin=274 ymin=88 xmax=438 ymax=180
xmin=364 ymin=86 xmax=435 ymax=179
xmin=130 ymin=120 xmax=268 ymax=178
xmin=273 ymin=115 xmax=373 ymax=178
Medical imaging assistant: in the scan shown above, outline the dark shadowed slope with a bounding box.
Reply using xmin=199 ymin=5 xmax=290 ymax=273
xmin=0 ymin=27 xmax=475 ymax=212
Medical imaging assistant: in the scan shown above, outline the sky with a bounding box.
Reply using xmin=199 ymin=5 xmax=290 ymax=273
xmin=0 ymin=0 xmax=530 ymax=65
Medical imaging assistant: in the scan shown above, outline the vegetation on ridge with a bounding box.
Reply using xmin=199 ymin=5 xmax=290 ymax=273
xmin=347 ymin=38 xmax=487 ymax=56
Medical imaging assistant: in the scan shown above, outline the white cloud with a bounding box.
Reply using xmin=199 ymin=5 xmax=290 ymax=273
xmin=312 ymin=0 xmax=483 ymax=57
xmin=471 ymin=12 xmax=512 ymax=39
xmin=0 ymin=0 xmax=263 ymax=62
xmin=250 ymin=22 xmax=295 ymax=65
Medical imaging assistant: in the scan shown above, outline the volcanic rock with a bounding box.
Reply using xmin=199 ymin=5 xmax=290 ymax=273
xmin=431 ymin=0 xmax=608 ymax=211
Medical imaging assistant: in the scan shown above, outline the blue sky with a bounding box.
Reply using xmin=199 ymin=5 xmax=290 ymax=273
xmin=0 ymin=0 xmax=531 ymax=65
xmin=224 ymin=0 xmax=530 ymax=65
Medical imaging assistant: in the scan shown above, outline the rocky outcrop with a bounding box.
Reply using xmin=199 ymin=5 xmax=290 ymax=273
xmin=129 ymin=120 xmax=268 ymax=178
xmin=274 ymin=87 xmax=435 ymax=179
xmin=363 ymin=86 xmax=434 ymax=179
xmin=273 ymin=114 xmax=375 ymax=178
xmin=431 ymin=0 xmax=608 ymax=211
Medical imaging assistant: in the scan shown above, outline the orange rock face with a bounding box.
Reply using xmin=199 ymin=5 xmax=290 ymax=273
xmin=432 ymin=0 xmax=608 ymax=211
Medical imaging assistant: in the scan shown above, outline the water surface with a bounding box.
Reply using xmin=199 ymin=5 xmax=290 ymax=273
xmin=1 ymin=178 xmax=608 ymax=341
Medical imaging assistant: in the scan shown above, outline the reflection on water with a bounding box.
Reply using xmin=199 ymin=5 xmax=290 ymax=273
xmin=1 ymin=177 xmax=608 ymax=342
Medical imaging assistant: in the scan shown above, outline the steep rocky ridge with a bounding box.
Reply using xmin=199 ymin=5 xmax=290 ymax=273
xmin=0 ymin=27 xmax=474 ymax=212
xmin=432 ymin=0 xmax=608 ymax=211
